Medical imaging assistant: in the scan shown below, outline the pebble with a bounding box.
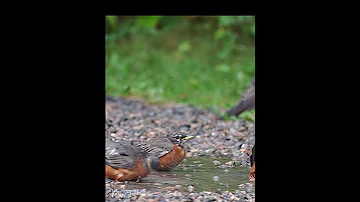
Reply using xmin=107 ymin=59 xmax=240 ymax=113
xmin=187 ymin=185 xmax=195 ymax=192
xmin=212 ymin=176 xmax=219 ymax=181
xmin=174 ymin=185 xmax=182 ymax=190
xmin=106 ymin=96 xmax=255 ymax=201
xmin=212 ymin=160 xmax=221 ymax=165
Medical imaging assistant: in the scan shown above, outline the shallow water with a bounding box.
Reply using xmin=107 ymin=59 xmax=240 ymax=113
xmin=107 ymin=156 xmax=251 ymax=193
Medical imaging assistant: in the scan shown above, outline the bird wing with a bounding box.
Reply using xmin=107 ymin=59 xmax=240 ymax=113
xmin=140 ymin=138 xmax=174 ymax=158
xmin=105 ymin=140 xmax=139 ymax=170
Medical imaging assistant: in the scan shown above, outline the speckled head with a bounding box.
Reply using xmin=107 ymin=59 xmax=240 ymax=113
xmin=166 ymin=132 xmax=194 ymax=146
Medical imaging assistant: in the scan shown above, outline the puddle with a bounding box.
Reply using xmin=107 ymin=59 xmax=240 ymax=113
xmin=107 ymin=156 xmax=251 ymax=193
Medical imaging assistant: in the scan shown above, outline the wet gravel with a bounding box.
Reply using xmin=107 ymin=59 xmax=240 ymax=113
xmin=106 ymin=96 xmax=255 ymax=201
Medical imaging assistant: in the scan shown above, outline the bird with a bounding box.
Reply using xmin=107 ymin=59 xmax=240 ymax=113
xmin=223 ymin=77 xmax=255 ymax=179
xmin=138 ymin=132 xmax=194 ymax=171
xmin=248 ymin=145 xmax=255 ymax=181
xmin=105 ymin=139 xmax=160 ymax=181
xmin=225 ymin=77 xmax=255 ymax=117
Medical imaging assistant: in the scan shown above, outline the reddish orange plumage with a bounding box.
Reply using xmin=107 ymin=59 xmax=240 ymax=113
xmin=105 ymin=155 xmax=149 ymax=181
xmin=139 ymin=132 xmax=194 ymax=171
xmin=248 ymin=162 xmax=255 ymax=181
xmin=105 ymin=140 xmax=151 ymax=181
xmin=158 ymin=144 xmax=186 ymax=171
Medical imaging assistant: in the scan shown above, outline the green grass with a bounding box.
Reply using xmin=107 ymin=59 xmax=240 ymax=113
xmin=106 ymin=20 xmax=255 ymax=116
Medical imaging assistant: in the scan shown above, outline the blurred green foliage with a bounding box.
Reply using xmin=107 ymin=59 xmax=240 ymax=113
xmin=106 ymin=16 xmax=255 ymax=118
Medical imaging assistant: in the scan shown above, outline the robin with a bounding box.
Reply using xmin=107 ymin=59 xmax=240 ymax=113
xmin=248 ymin=145 xmax=255 ymax=181
xmin=105 ymin=139 xmax=160 ymax=181
xmin=139 ymin=132 xmax=194 ymax=171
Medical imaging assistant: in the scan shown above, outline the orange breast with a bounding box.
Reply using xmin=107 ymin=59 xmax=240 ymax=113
xmin=248 ymin=162 xmax=255 ymax=181
xmin=158 ymin=144 xmax=185 ymax=171
xmin=105 ymin=156 xmax=149 ymax=181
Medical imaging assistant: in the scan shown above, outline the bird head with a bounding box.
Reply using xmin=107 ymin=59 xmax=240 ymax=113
xmin=166 ymin=132 xmax=194 ymax=146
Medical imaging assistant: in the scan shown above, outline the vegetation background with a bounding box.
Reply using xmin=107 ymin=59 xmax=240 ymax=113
xmin=106 ymin=16 xmax=255 ymax=120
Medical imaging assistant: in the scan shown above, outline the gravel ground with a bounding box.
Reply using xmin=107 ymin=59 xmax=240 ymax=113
xmin=106 ymin=96 xmax=255 ymax=201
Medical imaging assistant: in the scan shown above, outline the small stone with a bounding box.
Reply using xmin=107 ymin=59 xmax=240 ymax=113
xmin=164 ymin=186 xmax=173 ymax=191
xmin=187 ymin=185 xmax=195 ymax=192
xmin=212 ymin=176 xmax=219 ymax=181
xmin=225 ymin=161 xmax=236 ymax=166
xmin=179 ymin=124 xmax=191 ymax=131
xmin=212 ymin=160 xmax=221 ymax=165
xmin=205 ymin=149 xmax=214 ymax=153
xmin=218 ymin=165 xmax=226 ymax=169
xmin=186 ymin=153 xmax=193 ymax=157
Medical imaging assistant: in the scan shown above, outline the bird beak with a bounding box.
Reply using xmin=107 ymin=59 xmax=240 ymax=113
xmin=182 ymin=135 xmax=194 ymax=140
